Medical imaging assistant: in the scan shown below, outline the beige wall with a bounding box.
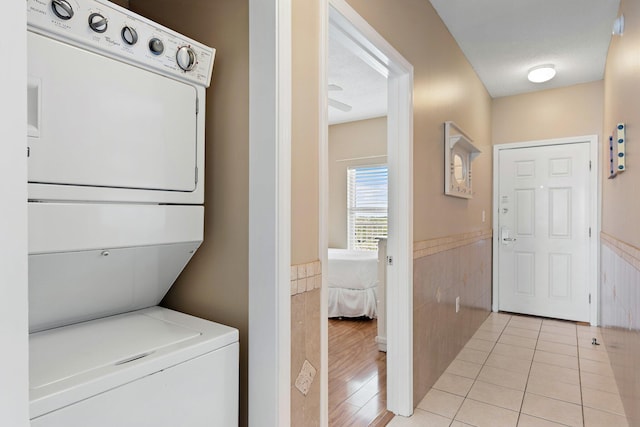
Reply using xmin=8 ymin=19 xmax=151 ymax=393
xmin=108 ymin=0 xmax=129 ymax=8
xmin=346 ymin=0 xmax=493 ymax=242
xmin=130 ymin=0 xmax=322 ymax=423
xmin=292 ymin=0 xmax=320 ymax=266
xmin=128 ymin=0 xmax=493 ymax=416
xmin=601 ymin=0 xmax=640 ymax=423
xmin=345 ymin=0 xmax=493 ymax=406
xmin=103 ymin=0 xmax=640 ymax=423
xmin=128 ymin=1 xmax=250 ymax=425
xmin=328 ymin=117 xmax=387 ymax=249
xmin=603 ymin=0 xmax=640 ymax=249
xmin=492 ymin=81 xmax=604 ymax=146
xmin=291 ymin=0 xmax=322 ymax=424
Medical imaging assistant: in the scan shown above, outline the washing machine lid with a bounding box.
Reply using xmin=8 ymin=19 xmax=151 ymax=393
xmin=30 ymin=307 xmax=238 ymax=419
xmin=31 ymin=311 xmax=203 ymax=390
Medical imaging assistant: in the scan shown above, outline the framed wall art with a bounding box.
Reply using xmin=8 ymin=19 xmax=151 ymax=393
xmin=444 ymin=121 xmax=481 ymax=198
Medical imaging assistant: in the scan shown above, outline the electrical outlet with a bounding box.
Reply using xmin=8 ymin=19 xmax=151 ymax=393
xmin=482 ymin=210 xmax=486 ymax=223
xmin=455 ymin=296 xmax=460 ymax=313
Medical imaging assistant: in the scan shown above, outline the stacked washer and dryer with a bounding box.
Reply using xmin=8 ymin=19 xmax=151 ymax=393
xmin=26 ymin=0 xmax=238 ymax=425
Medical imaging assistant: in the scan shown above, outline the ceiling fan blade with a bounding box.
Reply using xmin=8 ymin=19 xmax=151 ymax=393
xmin=328 ymin=98 xmax=352 ymax=112
xmin=328 ymin=84 xmax=343 ymax=91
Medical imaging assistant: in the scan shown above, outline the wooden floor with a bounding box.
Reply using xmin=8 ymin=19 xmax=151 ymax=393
xmin=329 ymin=317 xmax=392 ymax=426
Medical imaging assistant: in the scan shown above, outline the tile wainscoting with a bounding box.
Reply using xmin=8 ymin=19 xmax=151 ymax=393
xmin=600 ymin=233 xmax=640 ymax=424
xmin=290 ymin=231 xmax=494 ymax=423
xmin=291 ymin=260 xmax=322 ymax=426
xmin=413 ymin=230 xmax=493 ymax=405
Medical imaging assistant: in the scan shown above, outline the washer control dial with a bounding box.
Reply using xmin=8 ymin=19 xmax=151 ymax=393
xmin=88 ymin=13 xmax=108 ymax=33
xmin=176 ymin=46 xmax=197 ymax=71
xmin=121 ymin=26 xmax=138 ymax=46
xmin=51 ymin=0 xmax=74 ymax=20
xmin=148 ymin=38 xmax=164 ymax=55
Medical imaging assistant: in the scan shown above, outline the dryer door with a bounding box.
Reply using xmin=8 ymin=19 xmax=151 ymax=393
xmin=27 ymin=32 xmax=198 ymax=193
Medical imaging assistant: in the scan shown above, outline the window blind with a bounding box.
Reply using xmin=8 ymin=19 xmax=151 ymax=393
xmin=347 ymin=165 xmax=388 ymax=251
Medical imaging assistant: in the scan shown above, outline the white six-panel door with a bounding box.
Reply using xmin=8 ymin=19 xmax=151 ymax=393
xmin=497 ymin=142 xmax=591 ymax=322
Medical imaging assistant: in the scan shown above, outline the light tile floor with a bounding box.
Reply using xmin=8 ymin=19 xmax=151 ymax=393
xmin=388 ymin=313 xmax=629 ymax=427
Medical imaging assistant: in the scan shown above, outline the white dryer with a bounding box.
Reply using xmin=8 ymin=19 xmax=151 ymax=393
xmin=26 ymin=0 xmax=238 ymax=425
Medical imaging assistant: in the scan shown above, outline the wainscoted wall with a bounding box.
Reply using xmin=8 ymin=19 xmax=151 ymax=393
xmin=413 ymin=231 xmax=493 ymax=404
xmin=601 ymin=0 xmax=640 ymax=423
xmin=290 ymin=261 xmax=322 ymax=426
xmin=290 ymin=0 xmax=320 ymax=421
xmin=600 ymin=233 xmax=640 ymax=424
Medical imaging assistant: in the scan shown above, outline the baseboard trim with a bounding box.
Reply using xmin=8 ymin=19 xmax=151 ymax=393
xmin=369 ymin=410 xmax=395 ymax=427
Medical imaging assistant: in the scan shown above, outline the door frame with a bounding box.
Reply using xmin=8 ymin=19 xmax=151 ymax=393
xmin=248 ymin=0 xmax=292 ymax=425
xmin=320 ymin=0 xmax=415 ymax=418
xmin=492 ymin=135 xmax=600 ymax=326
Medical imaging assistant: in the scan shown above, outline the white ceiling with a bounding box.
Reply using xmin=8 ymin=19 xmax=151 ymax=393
xmin=328 ymin=31 xmax=387 ymax=125
xmin=429 ymin=0 xmax=621 ymax=98
xmin=328 ymin=0 xmax=621 ymax=124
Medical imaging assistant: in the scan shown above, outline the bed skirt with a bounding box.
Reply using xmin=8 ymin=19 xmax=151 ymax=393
xmin=328 ymin=286 xmax=377 ymax=319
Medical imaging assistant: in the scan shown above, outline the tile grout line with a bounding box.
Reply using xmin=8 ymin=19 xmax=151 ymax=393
xmin=513 ymin=315 xmax=540 ymax=427
xmin=573 ymin=326 xmax=586 ymax=427
xmin=411 ymin=318 xmax=628 ymax=427
xmin=446 ymin=329 xmax=490 ymax=426
xmin=531 ymin=320 xmax=585 ymax=426
xmin=536 ymin=321 xmax=585 ymax=426
xmin=447 ymin=313 xmax=511 ymax=426
xmin=492 ymin=316 xmax=583 ymax=425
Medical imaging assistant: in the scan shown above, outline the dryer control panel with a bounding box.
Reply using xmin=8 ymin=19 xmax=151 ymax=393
xmin=27 ymin=0 xmax=215 ymax=87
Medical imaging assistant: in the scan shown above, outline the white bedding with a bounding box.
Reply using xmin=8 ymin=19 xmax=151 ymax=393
xmin=327 ymin=248 xmax=379 ymax=318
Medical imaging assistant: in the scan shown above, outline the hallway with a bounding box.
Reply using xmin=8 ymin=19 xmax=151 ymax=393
xmin=388 ymin=312 xmax=628 ymax=426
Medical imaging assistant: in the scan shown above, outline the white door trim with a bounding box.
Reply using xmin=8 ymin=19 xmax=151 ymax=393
xmin=248 ymin=0 xmax=292 ymax=425
xmin=492 ymin=135 xmax=600 ymax=326
xmin=322 ymin=0 xmax=415 ymax=417
xmin=318 ymin=1 xmax=329 ymax=425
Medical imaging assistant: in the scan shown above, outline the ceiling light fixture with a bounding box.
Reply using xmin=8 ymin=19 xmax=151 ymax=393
xmin=613 ymin=14 xmax=625 ymax=36
xmin=527 ymin=64 xmax=556 ymax=83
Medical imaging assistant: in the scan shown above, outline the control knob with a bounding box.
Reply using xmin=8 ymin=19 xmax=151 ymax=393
xmin=51 ymin=0 xmax=74 ymax=20
xmin=176 ymin=46 xmax=197 ymax=71
xmin=149 ymin=38 xmax=164 ymax=55
xmin=121 ymin=26 xmax=138 ymax=46
xmin=88 ymin=13 xmax=108 ymax=33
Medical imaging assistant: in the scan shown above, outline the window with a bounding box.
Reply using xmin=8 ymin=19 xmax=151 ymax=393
xmin=347 ymin=165 xmax=388 ymax=251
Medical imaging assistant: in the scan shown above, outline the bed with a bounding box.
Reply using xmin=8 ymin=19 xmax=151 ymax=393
xmin=327 ymin=248 xmax=379 ymax=318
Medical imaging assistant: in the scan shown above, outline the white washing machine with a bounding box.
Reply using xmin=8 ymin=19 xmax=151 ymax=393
xmin=26 ymin=1 xmax=238 ymax=425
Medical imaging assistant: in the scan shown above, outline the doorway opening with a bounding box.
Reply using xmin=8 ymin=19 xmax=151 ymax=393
xmin=326 ymin=50 xmax=389 ymax=421
xmin=320 ymin=0 xmax=414 ymax=422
